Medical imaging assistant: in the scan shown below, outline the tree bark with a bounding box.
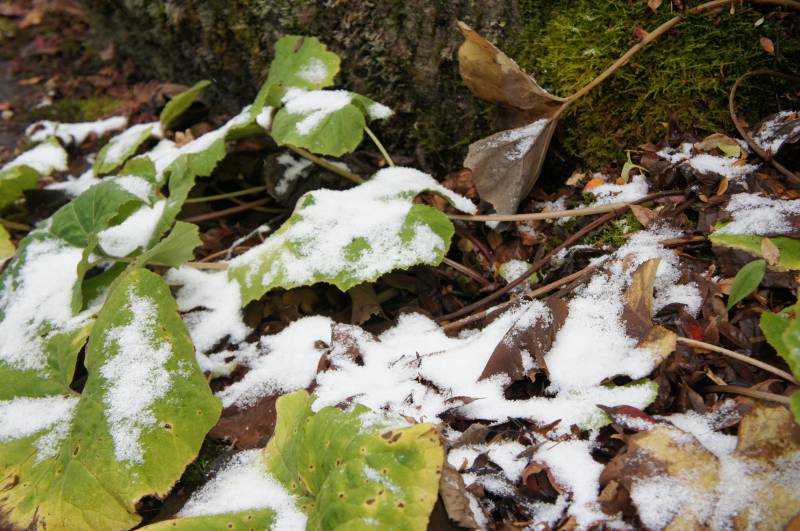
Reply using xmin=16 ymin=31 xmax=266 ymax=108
xmin=82 ymin=0 xmax=522 ymax=169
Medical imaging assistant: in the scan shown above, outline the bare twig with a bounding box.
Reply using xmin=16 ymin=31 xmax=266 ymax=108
xmin=441 ymin=256 xmax=491 ymax=287
xmin=287 ymin=145 xmax=365 ymax=184
xmin=705 ymin=384 xmax=792 ymax=405
xmin=185 ymin=185 xmax=268 ymax=204
xmin=181 ymin=198 xmax=274 ymax=223
xmin=678 ymin=336 xmax=798 ymax=384
xmin=0 ymin=218 xmax=31 ymax=231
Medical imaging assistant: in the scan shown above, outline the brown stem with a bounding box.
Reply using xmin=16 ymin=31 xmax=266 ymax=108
xmin=728 ymin=69 xmax=800 ymax=185
xmin=287 ymin=145 xmax=365 ymax=184
xmin=441 ymin=256 xmax=491 ymax=287
xmin=678 ymin=336 xmax=798 ymax=384
xmin=181 ymin=198 xmax=273 ymax=223
xmin=705 ymin=384 xmax=791 ymax=405
xmin=0 ymin=218 xmax=31 ymax=231
xmin=199 ymin=245 xmax=252 ymax=263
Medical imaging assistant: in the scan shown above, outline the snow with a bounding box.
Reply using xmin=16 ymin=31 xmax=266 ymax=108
xmin=177 ymin=449 xmax=306 ymax=530
xmin=497 ymin=259 xmax=532 ymax=285
xmin=588 ymin=174 xmax=649 ymax=206
xmin=487 ymin=119 xmax=549 ymax=162
xmin=99 ymin=121 xmax=162 ymax=168
xmin=46 ymin=168 xmax=101 ymax=196
xmin=256 ymin=106 xmax=273 ymax=130
xmin=215 ymin=315 xmax=331 ymax=407
xmin=298 ymin=57 xmax=329 ymax=84
xmin=449 ymin=440 xmax=527 ymax=482
xmin=97 ymin=200 xmax=165 ymax=257
xmin=166 ymin=267 xmax=251 ymax=369
xmin=2 ymin=140 xmax=68 ymax=175
xmin=367 ymin=102 xmax=393 ymax=120
xmin=282 ymin=89 xmax=353 ymax=135
xmin=0 ymin=234 xmax=88 ymax=372
xmin=111 ymin=175 xmax=154 ymax=203
xmin=752 ymin=110 xmax=800 ymax=154
xmin=0 ymin=394 xmax=79 ymax=461
xmin=100 ymin=290 xmax=174 ymax=464
xmin=275 ymin=152 xmax=312 ymax=195
xmin=715 ymin=193 xmax=800 ymax=236
xmin=26 ymin=115 xmax=127 ymax=144
xmin=657 ymin=142 xmax=759 ymax=182
xmin=230 ymin=167 xmax=476 ymax=291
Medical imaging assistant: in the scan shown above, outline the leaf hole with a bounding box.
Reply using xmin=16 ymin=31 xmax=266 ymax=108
xmin=72 ymin=446 xmax=79 ymax=457
xmin=366 ymin=498 xmax=375 ymax=505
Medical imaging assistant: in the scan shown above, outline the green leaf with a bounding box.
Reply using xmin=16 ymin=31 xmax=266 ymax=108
xmin=94 ymin=122 xmax=161 ymax=175
xmin=727 ymin=259 xmax=766 ymax=310
xmin=719 ymin=143 xmax=742 ymax=158
xmin=160 ymin=80 xmax=212 ymax=130
xmin=229 ymin=167 xmax=476 ymax=303
xmin=759 ymin=308 xmax=793 ymax=360
xmin=710 ymin=233 xmax=800 ymax=271
xmin=791 ymin=391 xmax=800 ymax=425
xmin=0 ymin=165 xmax=39 ymax=209
xmin=141 ymin=510 xmax=275 ymax=530
xmin=255 ymin=35 xmax=340 ymax=109
xmin=0 ymin=224 xmax=14 ymax=263
xmin=0 ymin=268 xmax=220 ymax=530
xmin=0 ymin=138 xmax=68 ymax=208
xmin=779 ymin=312 xmax=800 ymax=380
xmin=137 ymin=221 xmax=200 ymax=267
xmin=264 ymin=390 xmax=443 ymax=530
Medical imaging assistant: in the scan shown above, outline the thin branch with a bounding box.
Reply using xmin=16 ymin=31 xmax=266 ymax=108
xmin=199 ymin=246 xmax=251 ymax=263
xmin=728 ymin=69 xmax=800 ymax=185
xmin=364 ymin=125 xmax=395 ymax=167
xmin=678 ymin=336 xmax=798 ymax=384
xmin=441 ymin=256 xmax=491 ymax=287
xmin=705 ymin=385 xmax=791 ymax=405
xmin=181 ymin=198 xmax=274 ymax=224
xmin=287 ymin=145 xmax=365 ymax=184
xmin=0 ymin=218 xmax=31 ymax=231
xmin=185 ymin=185 xmax=268 ymax=204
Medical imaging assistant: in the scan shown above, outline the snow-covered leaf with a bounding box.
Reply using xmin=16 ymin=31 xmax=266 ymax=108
xmin=271 ymin=89 xmax=391 ymax=156
xmin=254 ymin=35 xmax=340 ymax=109
xmin=0 ymin=138 xmax=68 ymax=208
xmin=160 ymin=79 xmax=211 ymax=130
xmin=264 ymin=390 xmax=443 ymax=530
xmin=93 ymin=121 xmax=162 ymax=175
xmin=228 ymin=167 xmax=476 ymax=303
xmin=0 ymin=268 xmax=220 ymax=530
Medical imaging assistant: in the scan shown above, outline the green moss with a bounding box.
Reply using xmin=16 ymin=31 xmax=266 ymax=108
xmin=514 ymin=1 xmax=800 ymax=168
xmin=26 ymin=96 xmax=123 ymax=122
xmin=584 ymin=210 xmax=643 ymax=247
xmin=0 ymin=16 xmax=16 ymax=41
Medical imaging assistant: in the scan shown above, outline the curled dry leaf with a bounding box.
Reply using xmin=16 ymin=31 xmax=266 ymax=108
xmin=760 ymin=237 xmax=781 ymax=267
xmin=439 ymin=461 xmax=480 ymax=529
xmin=621 ymin=259 xmax=677 ymax=362
xmin=457 ymin=21 xmax=565 ymax=215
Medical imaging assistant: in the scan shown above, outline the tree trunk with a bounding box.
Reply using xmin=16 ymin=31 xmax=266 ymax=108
xmin=82 ymin=0 xmax=522 ymax=170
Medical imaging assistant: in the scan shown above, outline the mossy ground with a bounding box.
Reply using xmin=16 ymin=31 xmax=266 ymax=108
xmin=26 ymin=96 xmax=123 ymax=122
xmin=515 ymin=1 xmax=800 ymax=169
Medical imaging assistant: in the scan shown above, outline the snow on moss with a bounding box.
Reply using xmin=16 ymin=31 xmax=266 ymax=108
xmin=588 ymin=173 xmax=649 ymax=206
xmin=26 ymin=116 xmax=127 ymax=145
xmin=657 ymin=142 xmax=759 ymax=182
xmin=99 ymin=291 xmax=174 ymax=464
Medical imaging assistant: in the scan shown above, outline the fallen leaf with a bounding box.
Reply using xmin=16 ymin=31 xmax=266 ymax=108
xmin=629 ymin=204 xmax=658 ymax=227
xmin=648 ymin=0 xmax=663 ymax=12
xmin=349 ymin=282 xmax=383 ymax=324
xmin=209 ymin=393 xmax=280 ymax=449
xmin=761 ymin=237 xmax=781 ymax=267
xmin=439 ymin=461 xmax=480 ymax=529
xmin=621 ymin=259 xmax=677 ymax=362
xmin=760 ymin=36 xmax=775 ymax=54
xmin=583 ymin=177 xmax=606 ymax=192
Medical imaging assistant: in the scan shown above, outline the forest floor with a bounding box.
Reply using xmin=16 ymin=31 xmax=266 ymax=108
xmin=1 ymin=1 xmax=800 ymax=530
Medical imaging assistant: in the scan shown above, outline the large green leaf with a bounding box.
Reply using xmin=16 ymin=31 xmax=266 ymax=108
xmin=0 ymin=138 xmax=68 ymax=208
xmin=710 ymin=233 xmax=800 ymax=271
xmin=254 ymin=35 xmax=340 ymax=110
xmin=0 ymin=164 xmax=39 ymax=209
xmin=0 ymin=224 xmax=14 ymax=263
xmin=94 ymin=122 xmax=162 ymax=175
xmin=0 ymin=268 xmax=220 ymax=530
xmin=228 ymin=167 xmax=477 ymax=303
xmin=160 ymin=80 xmax=211 ymax=130
xmin=271 ymin=90 xmax=391 ymax=157
xmin=265 ymin=390 xmax=443 ymax=530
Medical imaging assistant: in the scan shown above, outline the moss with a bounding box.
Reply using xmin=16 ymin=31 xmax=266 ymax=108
xmin=0 ymin=16 xmax=16 ymax=41
xmin=26 ymin=96 xmax=123 ymax=122
xmin=514 ymin=1 xmax=800 ymax=169
xmin=584 ymin=211 xmax=643 ymax=247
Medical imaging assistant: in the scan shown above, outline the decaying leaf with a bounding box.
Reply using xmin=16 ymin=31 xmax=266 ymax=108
xmin=760 ymin=237 xmax=781 ymax=266
xmin=439 ymin=461 xmax=480 ymax=529
xmin=457 ymin=21 xmax=565 ymax=215
xmin=621 ymin=259 xmax=677 ymax=362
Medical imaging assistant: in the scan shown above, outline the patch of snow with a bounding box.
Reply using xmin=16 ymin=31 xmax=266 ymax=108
xmin=657 ymin=142 xmax=759 ymax=182
xmin=367 ymin=102 xmax=393 ymax=120
xmin=177 ymin=449 xmax=307 ymax=530
xmin=100 ymin=122 xmax=162 ymax=168
xmin=752 ymin=110 xmax=800 ymax=154
xmin=111 ymin=175 xmax=154 ymax=203
xmin=46 ymin=168 xmax=101 ymax=196
xmin=97 ymin=200 xmax=165 ymax=257
xmin=715 ymin=193 xmax=800 ymax=235
xmin=275 ymin=152 xmax=312 ymax=195
xmin=588 ymin=174 xmax=649 ymax=206
xmin=282 ymin=89 xmax=353 ymax=135
xmin=488 ymin=119 xmax=549 ymax=162
xmin=298 ymin=57 xmax=329 ymax=84
xmin=0 ymin=394 xmax=79 ymax=461
xmin=256 ymin=106 xmax=273 ymax=130
xmin=166 ymin=267 xmax=251 ymax=368
xmin=2 ymin=140 xmax=68 ymax=175
xmin=99 ymin=290 xmax=174 ymax=464
xmin=26 ymin=115 xmax=127 ymax=145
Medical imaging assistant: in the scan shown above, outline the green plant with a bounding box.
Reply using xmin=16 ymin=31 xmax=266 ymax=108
xmin=727 ymin=259 xmax=766 ymax=310
xmin=760 ymin=305 xmax=800 ymax=423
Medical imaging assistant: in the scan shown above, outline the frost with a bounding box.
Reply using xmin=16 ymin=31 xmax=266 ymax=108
xmin=99 ymin=292 xmax=174 ymax=464
xmin=487 ymin=119 xmax=549 ymax=162
xmin=26 ymin=116 xmax=127 ymax=145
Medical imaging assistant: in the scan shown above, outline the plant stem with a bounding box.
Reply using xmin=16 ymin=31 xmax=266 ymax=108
xmin=185 ymin=185 xmax=268 ymax=204
xmin=287 ymin=145 xmax=365 ymax=184
xmin=448 ymin=201 xmax=631 ymax=222
xmin=181 ymin=198 xmax=274 ymax=223
xmin=0 ymin=218 xmax=31 ymax=231
xmin=364 ymin=125 xmax=395 ymax=167
xmin=107 ymin=255 xmax=229 ymax=270
xmin=705 ymin=385 xmax=791 ymax=405
xmin=678 ymin=336 xmax=798 ymax=384
xmin=441 ymin=256 xmax=491 ymax=287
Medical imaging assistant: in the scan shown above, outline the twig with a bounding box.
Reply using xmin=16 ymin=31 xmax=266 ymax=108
xmin=443 ymin=261 xmax=599 ymax=331
xmin=678 ymin=336 xmax=798 ymax=384
xmin=659 ymin=235 xmax=707 ymax=247
xmin=109 ymin=255 xmax=229 ymax=270
xmin=705 ymin=384 xmax=791 ymax=405
xmin=287 ymin=145 xmax=365 ymax=184
xmin=181 ymin=198 xmax=273 ymax=223
xmin=364 ymin=125 xmax=395 ymax=167
xmin=185 ymin=185 xmax=268 ymax=204
xmin=0 ymin=218 xmax=31 ymax=231
xmin=199 ymin=246 xmax=251 ymax=263
xmin=437 ymin=209 xmax=623 ymax=322
xmin=441 ymin=256 xmax=491 ymax=287
xmin=728 ymin=69 xmax=800 ymax=185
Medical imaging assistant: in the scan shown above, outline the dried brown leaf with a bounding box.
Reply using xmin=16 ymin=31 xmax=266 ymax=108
xmin=760 ymin=36 xmax=775 ymax=54
xmin=439 ymin=461 xmax=480 ymax=529
xmin=648 ymin=0 xmax=663 ymax=12
xmin=348 ymin=283 xmax=383 ymax=325
xmin=760 ymin=237 xmax=780 ymax=267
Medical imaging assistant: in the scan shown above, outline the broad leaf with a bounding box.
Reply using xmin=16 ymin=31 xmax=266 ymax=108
xmin=0 ymin=138 xmax=68 ymax=208
xmin=137 ymin=221 xmax=201 ymax=267
xmin=710 ymin=233 xmax=800 ymax=272
xmin=94 ymin=122 xmax=162 ymax=175
xmin=726 ymin=259 xmax=766 ymax=310
xmin=264 ymin=390 xmax=443 ymax=530
xmin=255 ymin=35 xmax=340 ymax=109
xmin=0 ymin=268 xmax=220 ymax=530
xmin=160 ymin=80 xmax=211 ymax=130
xmin=0 ymin=225 xmax=14 ymax=264
xmin=228 ymin=167 xmax=476 ymax=303
xmin=778 ymin=310 xmax=800 ymax=379
xmin=271 ymin=90 xmax=391 ymax=157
